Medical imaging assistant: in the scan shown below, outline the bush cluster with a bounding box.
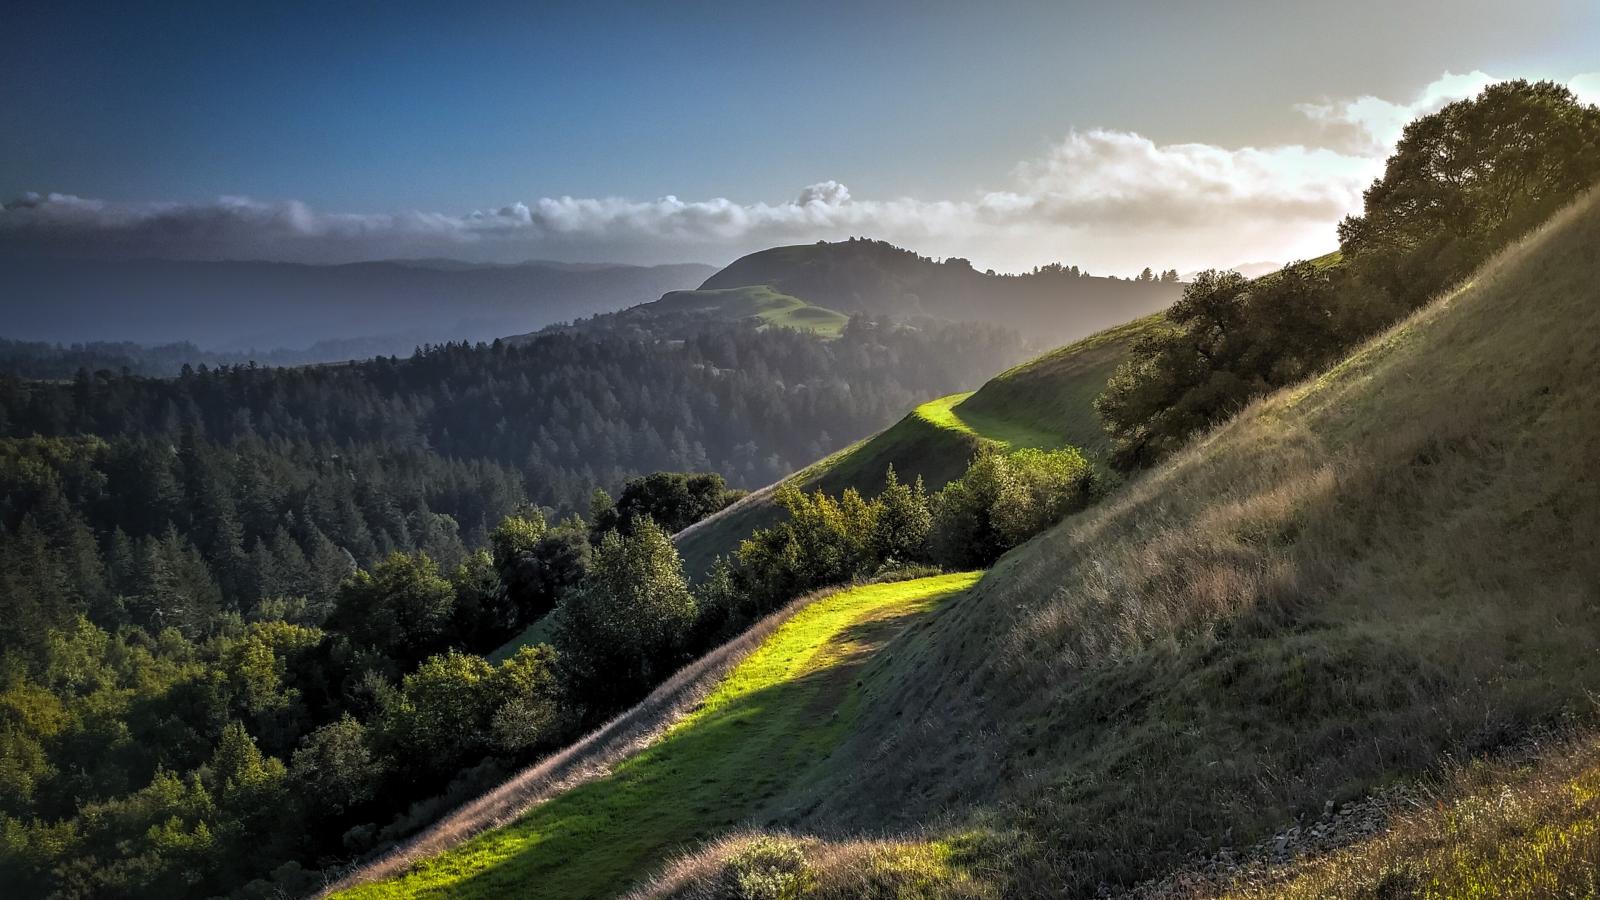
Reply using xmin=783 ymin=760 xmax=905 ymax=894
xmin=704 ymin=448 xmax=1100 ymax=628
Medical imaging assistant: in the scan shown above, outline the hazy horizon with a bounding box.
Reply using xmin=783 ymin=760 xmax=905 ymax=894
xmin=4 ymin=1 xmax=1598 ymax=277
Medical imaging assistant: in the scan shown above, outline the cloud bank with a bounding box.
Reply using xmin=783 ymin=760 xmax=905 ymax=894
xmin=4 ymin=71 xmax=1594 ymax=275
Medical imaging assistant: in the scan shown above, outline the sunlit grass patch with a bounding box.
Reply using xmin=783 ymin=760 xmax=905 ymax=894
xmin=650 ymin=285 xmax=849 ymax=337
xmin=339 ymin=572 xmax=980 ymax=900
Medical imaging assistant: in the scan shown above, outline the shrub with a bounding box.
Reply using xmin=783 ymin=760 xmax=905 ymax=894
xmin=1096 ymin=264 xmax=1347 ymax=468
xmin=930 ymin=447 xmax=1096 ymax=567
xmin=725 ymin=836 xmax=814 ymax=900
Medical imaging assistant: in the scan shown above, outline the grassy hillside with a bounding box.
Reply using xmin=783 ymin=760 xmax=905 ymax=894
xmin=640 ymin=285 xmax=850 ymax=337
xmin=336 ymin=573 xmax=981 ymax=899
xmin=1217 ymin=735 xmax=1600 ymax=898
xmin=698 ymin=238 xmax=1180 ymax=342
xmin=673 ymin=313 xmax=1162 ymax=576
xmin=954 ymin=312 xmax=1161 ymax=457
xmin=644 ymin=191 xmax=1600 ymax=895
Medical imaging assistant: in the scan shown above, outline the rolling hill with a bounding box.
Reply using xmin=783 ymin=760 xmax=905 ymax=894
xmin=672 ymin=312 xmax=1162 ymax=577
xmin=698 ymin=238 xmax=1180 ymax=342
xmin=346 ymin=191 xmax=1600 ymax=897
xmin=641 ymin=189 xmax=1600 ymax=894
xmin=592 ymin=284 xmax=851 ymax=338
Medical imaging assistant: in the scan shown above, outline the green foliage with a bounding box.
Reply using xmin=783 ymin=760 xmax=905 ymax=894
xmin=490 ymin=513 xmax=546 ymax=563
xmin=733 ymin=486 xmax=875 ymax=606
xmin=218 ymin=620 xmax=322 ymax=751
xmin=929 ymin=447 xmax=1096 ymax=567
xmin=555 ymin=519 xmax=699 ymax=708
xmin=1096 ymin=265 xmax=1346 ymax=467
xmin=375 ymin=651 xmax=498 ymax=773
xmin=374 ymin=643 xmax=567 ymax=779
xmin=448 ymin=549 xmax=513 ymax=650
xmin=724 ymin=448 xmax=1095 ymax=618
xmin=1096 ymin=81 xmax=1600 ymax=469
xmin=492 ymin=512 xmax=590 ymax=630
xmin=289 ymin=714 xmax=378 ymax=818
xmin=613 ymin=471 xmax=746 ymax=535
xmin=487 ymin=645 xmax=567 ymax=754
xmin=1340 ymin=79 xmax=1600 ymax=312
xmin=675 ymin=315 xmax=1163 ymax=580
xmin=871 ymin=466 xmax=932 ymax=566
xmin=327 ymin=552 xmax=456 ymax=665
xmin=725 ymin=835 xmax=815 ymax=899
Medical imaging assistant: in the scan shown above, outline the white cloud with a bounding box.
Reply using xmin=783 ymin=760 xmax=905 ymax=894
xmin=4 ymin=70 xmax=1590 ymax=275
xmin=0 ymin=136 xmax=1375 ymax=273
xmin=1006 ymin=129 xmax=1375 ymax=226
xmin=1297 ymin=70 xmax=1600 ymax=154
xmin=1571 ymin=73 xmax=1600 ymax=106
xmin=1295 ymin=69 xmax=1499 ymax=153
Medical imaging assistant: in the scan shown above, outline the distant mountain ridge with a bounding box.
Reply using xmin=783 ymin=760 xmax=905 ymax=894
xmin=0 ymin=256 xmax=716 ymax=352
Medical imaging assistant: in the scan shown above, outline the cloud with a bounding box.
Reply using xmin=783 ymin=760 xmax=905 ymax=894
xmin=0 ymin=144 xmax=1373 ymax=274
xmin=1297 ymin=70 xmax=1600 ymax=154
xmin=4 ymin=70 xmax=1589 ymax=275
xmin=1572 ymin=73 xmax=1600 ymax=106
xmin=1295 ymin=69 xmax=1499 ymax=153
xmin=1004 ymin=129 xmax=1374 ymax=227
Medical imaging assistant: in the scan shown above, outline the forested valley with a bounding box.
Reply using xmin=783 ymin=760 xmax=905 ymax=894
xmin=0 ymin=312 xmax=1029 ymax=896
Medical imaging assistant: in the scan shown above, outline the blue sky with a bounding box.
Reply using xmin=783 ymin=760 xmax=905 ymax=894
xmin=3 ymin=0 xmax=1599 ymax=272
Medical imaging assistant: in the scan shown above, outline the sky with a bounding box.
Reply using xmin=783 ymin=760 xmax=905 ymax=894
xmin=3 ymin=0 xmax=1599 ymax=275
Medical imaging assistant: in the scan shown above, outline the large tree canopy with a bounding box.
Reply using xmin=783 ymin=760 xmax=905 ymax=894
xmin=1097 ymin=80 xmax=1600 ymax=469
xmin=1339 ymin=79 xmax=1600 ymax=310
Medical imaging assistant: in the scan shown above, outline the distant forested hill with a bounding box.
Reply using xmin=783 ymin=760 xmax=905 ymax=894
xmin=699 ymin=238 xmax=1182 ymax=341
xmin=0 ymin=315 xmax=1027 ymax=563
xmin=0 ymin=256 xmax=715 ymax=352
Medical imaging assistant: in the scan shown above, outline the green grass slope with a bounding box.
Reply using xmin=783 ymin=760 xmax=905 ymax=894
xmin=953 ymin=312 xmax=1161 ymax=457
xmin=673 ymin=314 xmax=1161 ymax=577
xmin=644 ymin=192 xmax=1600 ymax=896
xmin=338 ymin=573 xmax=981 ymax=900
xmin=640 ymin=285 xmax=849 ymax=336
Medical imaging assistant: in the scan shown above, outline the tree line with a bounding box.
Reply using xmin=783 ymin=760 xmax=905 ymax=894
xmin=0 ymin=316 xmax=1026 ymax=513
xmin=1096 ymin=80 xmax=1600 ymax=467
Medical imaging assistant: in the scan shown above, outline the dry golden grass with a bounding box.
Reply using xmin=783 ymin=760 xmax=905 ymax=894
xmin=725 ymin=190 xmax=1600 ymax=895
xmin=629 ymin=829 xmax=1001 ymax=900
xmin=1223 ymin=735 xmax=1600 ymax=898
